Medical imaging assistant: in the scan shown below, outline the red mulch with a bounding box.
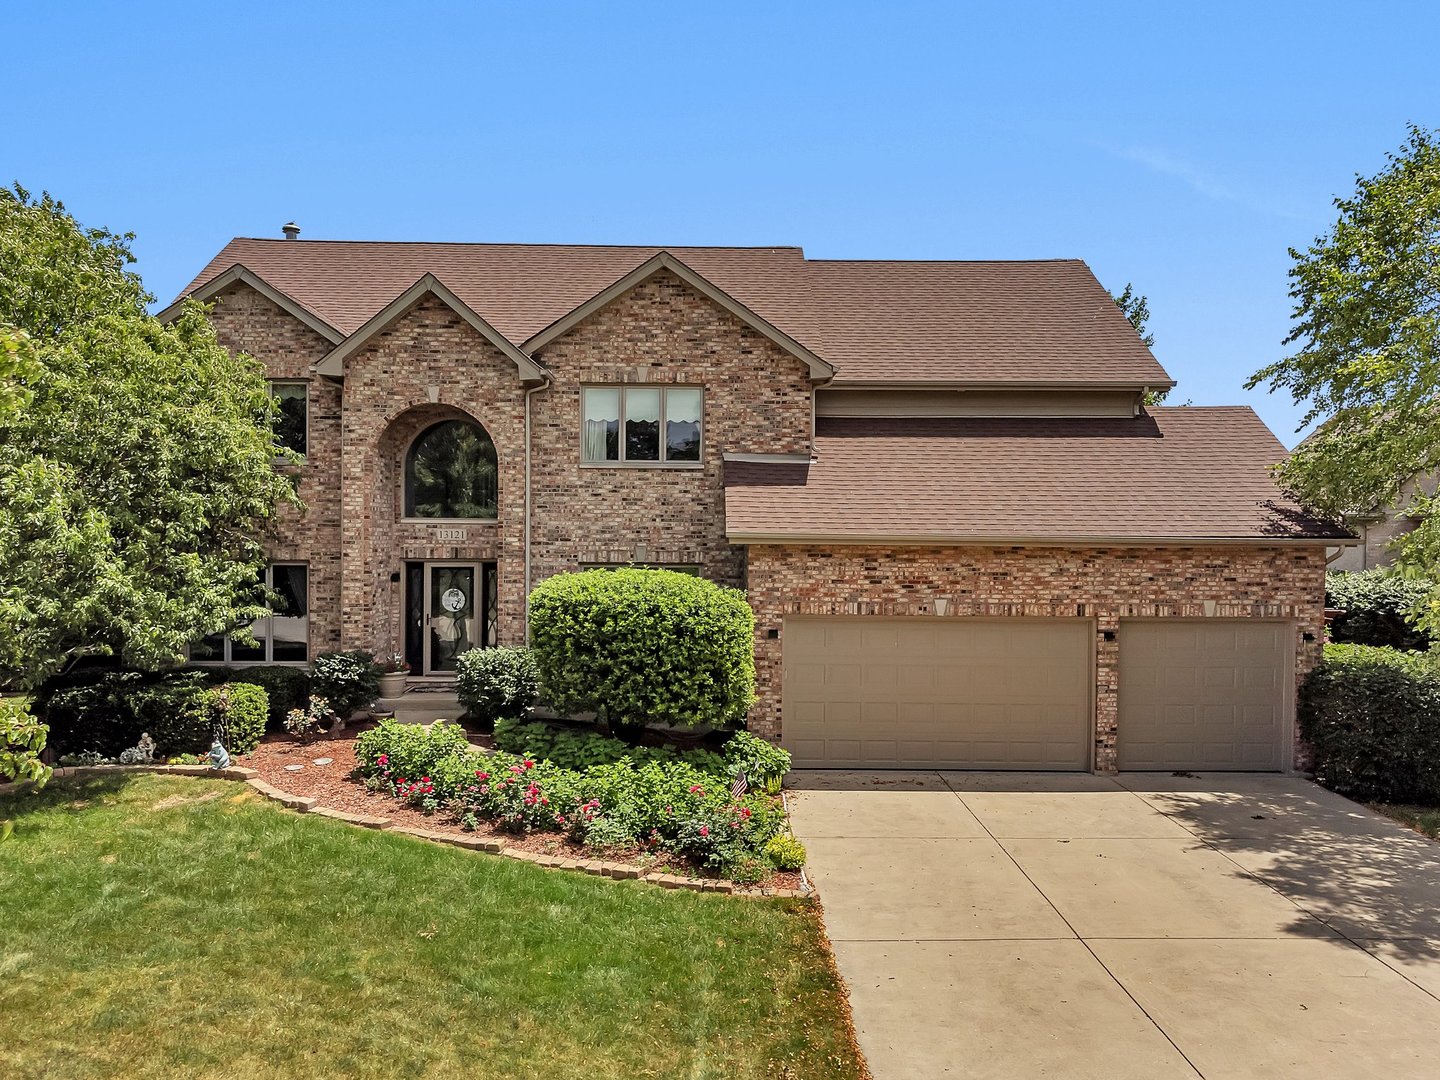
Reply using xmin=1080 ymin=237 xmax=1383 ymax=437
xmin=238 ymin=724 xmax=802 ymax=891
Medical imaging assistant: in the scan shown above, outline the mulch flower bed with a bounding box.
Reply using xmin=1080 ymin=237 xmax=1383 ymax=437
xmin=239 ymin=722 xmax=802 ymax=891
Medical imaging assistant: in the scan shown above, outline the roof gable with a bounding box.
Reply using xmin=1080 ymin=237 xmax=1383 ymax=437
xmin=157 ymin=263 xmax=344 ymax=344
xmin=522 ymin=251 xmax=835 ymax=381
xmin=313 ymin=274 xmax=546 ymax=382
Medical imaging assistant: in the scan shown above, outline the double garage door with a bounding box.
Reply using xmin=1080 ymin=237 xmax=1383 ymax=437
xmin=782 ymin=617 xmax=1290 ymax=771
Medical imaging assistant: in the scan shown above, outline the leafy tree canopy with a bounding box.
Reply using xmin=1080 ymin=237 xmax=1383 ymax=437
xmin=1248 ymin=126 xmax=1440 ymax=621
xmin=0 ymin=185 xmax=297 ymax=689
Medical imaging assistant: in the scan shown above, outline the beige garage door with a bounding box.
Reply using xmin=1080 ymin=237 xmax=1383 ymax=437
xmin=1118 ymin=620 xmax=1290 ymax=771
xmin=782 ymin=617 xmax=1092 ymax=770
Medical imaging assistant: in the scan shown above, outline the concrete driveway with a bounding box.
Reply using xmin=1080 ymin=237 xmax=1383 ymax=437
xmin=788 ymin=771 xmax=1440 ymax=1079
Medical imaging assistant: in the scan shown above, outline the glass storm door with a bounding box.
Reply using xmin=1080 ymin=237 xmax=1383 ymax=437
xmin=423 ymin=563 xmax=478 ymax=674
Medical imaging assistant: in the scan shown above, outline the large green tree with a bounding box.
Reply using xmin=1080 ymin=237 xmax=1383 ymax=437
xmin=0 ymin=185 xmax=297 ymax=689
xmin=1248 ymin=126 xmax=1440 ymax=603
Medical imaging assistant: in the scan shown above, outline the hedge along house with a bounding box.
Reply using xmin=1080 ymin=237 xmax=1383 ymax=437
xmin=166 ymin=231 xmax=1351 ymax=774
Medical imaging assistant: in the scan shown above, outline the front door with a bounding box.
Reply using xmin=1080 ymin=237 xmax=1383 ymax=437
xmin=423 ymin=562 xmax=479 ymax=674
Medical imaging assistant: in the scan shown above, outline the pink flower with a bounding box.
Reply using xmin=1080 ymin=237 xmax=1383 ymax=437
xmin=689 ymin=785 xmax=705 ymax=795
xmin=523 ymin=759 xmax=535 ymax=770
xmin=476 ymin=771 xmax=490 ymax=780
xmin=699 ymin=825 xmax=710 ymax=837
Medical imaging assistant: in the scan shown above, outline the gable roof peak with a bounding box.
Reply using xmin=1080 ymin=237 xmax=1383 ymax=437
xmin=313 ymin=273 xmax=546 ymax=383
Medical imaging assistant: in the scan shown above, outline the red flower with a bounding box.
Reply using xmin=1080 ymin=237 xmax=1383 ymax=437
xmin=699 ymin=825 xmax=710 ymax=837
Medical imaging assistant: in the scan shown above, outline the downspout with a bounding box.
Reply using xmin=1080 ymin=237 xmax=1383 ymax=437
xmin=523 ymin=376 xmax=550 ymax=643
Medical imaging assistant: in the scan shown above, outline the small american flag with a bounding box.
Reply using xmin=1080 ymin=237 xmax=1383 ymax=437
xmin=731 ymin=772 xmax=748 ymax=798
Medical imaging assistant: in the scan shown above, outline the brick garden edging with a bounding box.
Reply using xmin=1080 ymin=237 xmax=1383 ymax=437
xmin=6 ymin=764 xmax=809 ymax=899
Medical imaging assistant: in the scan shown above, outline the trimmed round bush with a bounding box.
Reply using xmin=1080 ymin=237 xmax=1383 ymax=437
xmin=1299 ymin=643 xmax=1440 ymax=802
xmin=456 ymin=647 xmax=538 ymax=728
xmin=528 ymin=568 xmax=756 ymax=730
xmin=209 ymin=682 xmax=268 ymax=754
xmin=1326 ymin=568 xmax=1436 ymax=650
xmin=209 ymin=665 xmax=310 ymax=730
xmin=763 ymin=834 xmax=807 ymax=870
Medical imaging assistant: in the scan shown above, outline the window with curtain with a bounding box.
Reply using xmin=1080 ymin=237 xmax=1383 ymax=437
xmin=192 ymin=564 xmax=309 ymax=665
xmin=405 ymin=419 xmax=499 ymax=518
xmin=581 ymin=386 xmax=703 ymax=464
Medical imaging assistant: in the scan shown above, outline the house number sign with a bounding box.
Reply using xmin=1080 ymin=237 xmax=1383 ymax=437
xmin=435 ymin=527 xmax=468 ymax=542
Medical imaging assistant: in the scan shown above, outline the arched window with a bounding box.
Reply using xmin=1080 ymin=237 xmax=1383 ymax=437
xmin=404 ymin=419 xmax=498 ymax=519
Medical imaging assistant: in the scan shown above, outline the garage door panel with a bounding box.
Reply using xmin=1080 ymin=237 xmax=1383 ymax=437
xmin=1119 ymin=620 xmax=1288 ymax=772
xmin=783 ymin=617 xmax=1092 ymax=770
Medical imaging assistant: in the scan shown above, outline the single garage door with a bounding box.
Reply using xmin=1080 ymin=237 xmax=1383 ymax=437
xmin=1118 ymin=620 xmax=1290 ymax=771
xmin=782 ymin=617 xmax=1092 ymax=770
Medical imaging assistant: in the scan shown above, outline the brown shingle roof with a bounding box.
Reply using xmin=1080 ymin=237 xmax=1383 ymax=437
xmin=176 ymin=239 xmax=1172 ymax=387
xmin=723 ymin=408 xmax=1350 ymax=543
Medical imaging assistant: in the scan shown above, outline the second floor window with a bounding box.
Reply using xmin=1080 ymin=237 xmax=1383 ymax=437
xmin=269 ymin=381 xmax=308 ymax=458
xmin=405 ymin=419 xmax=498 ymax=519
xmin=582 ymin=385 xmax=702 ymax=464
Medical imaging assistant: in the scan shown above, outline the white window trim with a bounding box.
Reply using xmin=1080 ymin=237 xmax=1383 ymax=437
xmin=268 ymin=380 xmax=309 ymax=462
xmin=580 ymin=385 xmax=704 ymax=466
xmin=190 ymin=562 xmax=310 ymax=666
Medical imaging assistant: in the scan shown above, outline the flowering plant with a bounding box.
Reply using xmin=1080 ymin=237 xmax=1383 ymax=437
xmin=378 ymin=652 xmax=409 ymax=674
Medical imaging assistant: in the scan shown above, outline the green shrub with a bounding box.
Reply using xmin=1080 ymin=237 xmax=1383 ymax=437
xmin=209 ymin=682 xmax=267 ymax=754
xmin=763 ymin=834 xmax=807 ymax=870
xmin=456 ymin=647 xmax=538 ymax=728
xmin=354 ymin=719 xmax=470 ymax=782
xmin=130 ymin=673 xmax=215 ymax=756
xmin=352 ymin=719 xmax=786 ymax=875
xmin=528 ymin=568 xmax=756 ymax=730
xmin=724 ymin=731 xmax=791 ymax=791
xmin=310 ymin=651 xmax=381 ymax=718
xmin=38 ymin=669 xmax=263 ymax=758
xmin=37 ymin=671 xmax=148 ymax=758
xmin=212 ymin=666 xmax=310 ymax=730
xmin=1299 ymin=643 xmax=1440 ymax=802
xmin=1326 ymin=569 xmax=1436 ymax=650
xmin=493 ymin=717 xmax=729 ymax=775
xmin=1 ymin=697 xmax=51 ymax=787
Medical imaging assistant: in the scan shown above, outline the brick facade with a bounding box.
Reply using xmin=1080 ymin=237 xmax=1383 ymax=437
xmin=207 ymin=272 xmax=813 ymax=663
xmin=203 ymin=273 xmax=1327 ymax=774
xmin=744 ymin=544 xmax=1328 ymax=771
xmin=528 ymin=271 xmax=813 ymax=589
xmin=206 ymin=283 xmax=344 ymax=654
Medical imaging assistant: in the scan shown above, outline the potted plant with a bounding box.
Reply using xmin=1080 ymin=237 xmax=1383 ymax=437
xmin=377 ymin=653 xmax=408 ymax=698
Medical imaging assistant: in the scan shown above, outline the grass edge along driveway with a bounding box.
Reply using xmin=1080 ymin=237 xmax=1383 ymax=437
xmin=0 ymin=774 xmax=867 ymax=1080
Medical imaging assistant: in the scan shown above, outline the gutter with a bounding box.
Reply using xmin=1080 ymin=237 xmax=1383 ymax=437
xmin=724 ymin=532 xmax=1358 ymax=548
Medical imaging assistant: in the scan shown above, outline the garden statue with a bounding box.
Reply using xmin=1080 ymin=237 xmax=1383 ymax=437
xmin=206 ymin=740 xmax=230 ymax=770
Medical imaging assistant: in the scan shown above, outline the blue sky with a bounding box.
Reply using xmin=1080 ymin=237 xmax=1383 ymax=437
xmin=10 ymin=1 xmax=1438 ymax=443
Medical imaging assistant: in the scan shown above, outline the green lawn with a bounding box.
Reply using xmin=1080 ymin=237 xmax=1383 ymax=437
xmin=0 ymin=774 xmax=865 ymax=1080
xmin=1372 ymin=802 xmax=1440 ymax=840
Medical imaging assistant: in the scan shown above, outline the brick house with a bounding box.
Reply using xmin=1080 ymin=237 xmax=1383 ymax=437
xmin=165 ymin=233 xmax=1349 ymax=774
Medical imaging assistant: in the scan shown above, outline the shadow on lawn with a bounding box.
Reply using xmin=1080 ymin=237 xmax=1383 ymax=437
xmin=1 ymin=772 xmax=162 ymax=824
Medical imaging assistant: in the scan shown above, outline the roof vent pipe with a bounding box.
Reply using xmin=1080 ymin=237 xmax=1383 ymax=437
xmin=282 ymin=222 xmax=301 ymax=240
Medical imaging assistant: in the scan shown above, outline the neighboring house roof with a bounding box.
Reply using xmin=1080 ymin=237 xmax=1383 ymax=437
xmin=171 ymin=239 xmax=1172 ymax=388
xmin=723 ymin=407 xmax=1352 ymax=544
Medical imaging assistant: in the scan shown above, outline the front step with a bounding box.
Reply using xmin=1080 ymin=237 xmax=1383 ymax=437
xmin=375 ymin=689 xmax=465 ymax=724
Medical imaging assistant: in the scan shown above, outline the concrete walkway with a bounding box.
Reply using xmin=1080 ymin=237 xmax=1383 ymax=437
xmin=788 ymin=771 xmax=1440 ymax=1079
